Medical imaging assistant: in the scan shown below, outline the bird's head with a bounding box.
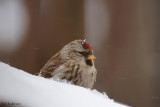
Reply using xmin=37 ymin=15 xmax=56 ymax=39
xmin=60 ymin=39 xmax=96 ymax=66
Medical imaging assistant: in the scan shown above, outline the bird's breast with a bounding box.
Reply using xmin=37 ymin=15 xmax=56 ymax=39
xmin=78 ymin=64 xmax=97 ymax=88
xmin=52 ymin=60 xmax=97 ymax=88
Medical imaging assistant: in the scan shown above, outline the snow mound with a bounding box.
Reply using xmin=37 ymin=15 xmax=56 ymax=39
xmin=0 ymin=62 xmax=129 ymax=107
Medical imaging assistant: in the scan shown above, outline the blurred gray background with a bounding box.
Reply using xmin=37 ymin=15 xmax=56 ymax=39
xmin=0 ymin=0 xmax=159 ymax=107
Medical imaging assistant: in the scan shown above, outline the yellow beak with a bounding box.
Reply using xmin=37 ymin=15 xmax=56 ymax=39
xmin=87 ymin=55 xmax=96 ymax=60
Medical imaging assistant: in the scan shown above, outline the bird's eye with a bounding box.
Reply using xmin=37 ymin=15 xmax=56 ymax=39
xmin=78 ymin=51 xmax=92 ymax=56
xmin=77 ymin=52 xmax=86 ymax=56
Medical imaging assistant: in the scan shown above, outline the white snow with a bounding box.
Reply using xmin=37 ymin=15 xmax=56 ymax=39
xmin=0 ymin=62 xmax=129 ymax=107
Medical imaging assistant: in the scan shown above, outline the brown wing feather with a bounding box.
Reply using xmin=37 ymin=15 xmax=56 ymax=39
xmin=39 ymin=53 xmax=62 ymax=78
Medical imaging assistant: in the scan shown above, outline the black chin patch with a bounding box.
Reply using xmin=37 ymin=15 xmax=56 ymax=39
xmin=86 ymin=60 xmax=93 ymax=66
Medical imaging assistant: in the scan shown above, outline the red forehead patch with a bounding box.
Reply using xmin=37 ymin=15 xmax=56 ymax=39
xmin=82 ymin=42 xmax=92 ymax=49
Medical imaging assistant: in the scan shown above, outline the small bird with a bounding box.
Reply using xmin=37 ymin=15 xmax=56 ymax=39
xmin=38 ymin=39 xmax=97 ymax=88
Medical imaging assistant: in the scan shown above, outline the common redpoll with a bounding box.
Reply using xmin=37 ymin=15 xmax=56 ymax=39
xmin=38 ymin=39 xmax=97 ymax=88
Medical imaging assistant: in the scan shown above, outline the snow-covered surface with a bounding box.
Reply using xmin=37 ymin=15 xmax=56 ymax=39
xmin=0 ymin=62 xmax=129 ymax=107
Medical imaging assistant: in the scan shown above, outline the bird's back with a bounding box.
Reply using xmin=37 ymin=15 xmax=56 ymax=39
xmin=38 ymin=53 xmax=62 ymax=78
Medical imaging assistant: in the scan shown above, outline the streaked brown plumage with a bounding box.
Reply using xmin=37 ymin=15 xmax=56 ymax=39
xmin=38 ymin=39 xmax=97 ymax=88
